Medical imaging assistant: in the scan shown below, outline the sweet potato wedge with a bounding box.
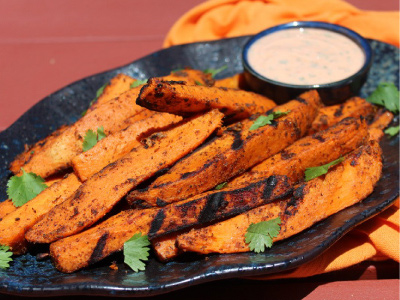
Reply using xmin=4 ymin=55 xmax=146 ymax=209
xmin=152 ymin=235 xmax=180 ymax=262
xmin=25 ymin=110 xmax=224 ymax=243
xmin=146 ymin=175 xmax=292 ymax=238
xmin=0 ymin=176 xmax=63 ymax=220
xmin=368 ymin=109 xmax=394 ymax=141
xmin=161 ymin=69 xmax=215 ymax=86
xmin=48 ymin=174 xmax=291 ymax=272
xmin=16 ymin=86 xmax=146 ymax=178
xmin=9 ymin=125 xmax=69 ymax=174
xmin=308 ymin=97 xmax=376 ymax=134
xmin=72 ymin=111 xmax=182 ymax=181
xmin=227 ymin=117 xmax=368 ymax=188
xmin=214 ymin=73 xmax=248 ymax=89
xmin=0 ymin=173 xmax=81 ymax=254
xmin=88 ymin=74 xmax=136 ymax=111
xmin=128 ymin=90 xmax=322 ymax=207
xmin=177 ymin=141 xmax=383 ymax=254
xmin=136 ymin=78 xmax=276 ymax=121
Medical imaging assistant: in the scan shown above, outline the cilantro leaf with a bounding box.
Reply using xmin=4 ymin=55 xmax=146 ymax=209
xmin=367 ymin=82 xmax=399 ymax=113
xmin=0 ymin=245 xmax=13 ymax=269
xmin=384 ymin=125 xmax=400 ymax=136
xmin=123 ymin=233 xmax=151 ymax=272
xmin=130 ymin=79 xmax=147 ymax=88
xmin=82 ymin=82 xmax=109 ymax=116
xmin=203 ymin=65 xmax=227 ymax=78
xmin=304 ymin=157 xmax=344 ymax=181
xmin=245 ymin=217 xmax=281 ymax=253
xmin=96 ymin=126 xmax=106 ymax=141
xmin=215 ymin=182 xmax=227 ymax=190
xmin=82 ymin=126 xmax=107 ymax=152
xmin=195 ymin=80 xmax=203 ymax=86
xmin=6 ymin=168 xmax=48 ymax=207
xmin=249 ymin=111 xmax=290 ymax=131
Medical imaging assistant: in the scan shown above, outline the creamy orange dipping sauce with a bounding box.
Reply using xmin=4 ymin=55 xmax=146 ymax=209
xmin=247 ymin=28 xmax=365 ymax=86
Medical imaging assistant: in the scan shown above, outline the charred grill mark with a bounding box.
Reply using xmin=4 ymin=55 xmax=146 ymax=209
xmin=156 ymin=198 xmax=168 ymax=207
xmin=149 ymin=210 xmax=166 ymax=236
xmin=231 ymin=131 xmax=244 ymax=150
xmin=312 ymin=134 xmax=325 ymax=142
xmin=262 ymin=176 xmax=278 ymax=200
xmin=295 ymin=96 xmax=307 ymax=104
xmin=281 ymin=150 xmax=296 ymax=160
xmin=334 ymin=105 xmax=344 ymax=117
xmin=198 ymin=192 xmax=229 ymax=224
xmin=88 ymin=232 xmax=109 ymax=265
xmin=293 ymin=184 xmax=306 ymax=200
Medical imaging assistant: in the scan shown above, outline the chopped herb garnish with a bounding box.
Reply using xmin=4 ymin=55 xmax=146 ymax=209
xmin=0 ymin=245 xmax=13 ymax=269
xmin=384 ymin=125 xmax=400 ymax=136
xmin=215 ymin=182 xmax=227 ymax=190
xmin=6 ymin=168 xmax=48 ymax=207
xmin=367 ymin=82 xmax=399 ymax=113
xmin=203 ymin=65 xmax=228 ymax=78
xmin=304 ymin=157 xmax=344 ymax=181
xmin=249 ymin=111 xmax=290 ymax=131
xmin=123 ymin=233 xmax=151 ymax=272
xmin=130 ymin=79 xmax=148 ymax=88
xmin=82 ymin=82 xmax=109 ymax=116
xmin=245 ymin=217 xmax=281 ymax=253
xmin=82 ymin=126 xmax=107 ymax=152
xmin=195 ymin=80 xmax=203 ymax=86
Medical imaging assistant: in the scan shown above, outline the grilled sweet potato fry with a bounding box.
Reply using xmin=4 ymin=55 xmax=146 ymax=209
xmin=25 ymin=110 xmax=224 ymax=243
xmin=368 ymin=109 xmax=394 ymax=141
xmin=214 ymin=73 xmax=247 ymax=89
xmin=152 ymin=236 xmax=180 ymax=262
xmin=0 ymin=176 xmax=63 ymax=220
xmin=227 ymin=117 xmax=368 ymax=188
xmin=49 ymin=174 xmax=291 ymax=272
xmin=72 ymin=111 xmax=182 ymax=181
xmin=88 ymin=74 xmax=136 ymax=111
xmin=136 ymin=78 xmax=276 ymax=121
xmin=161 ymin=69 xmax=215 ymax=86
xmin=308 ymin=97 xmax=376 ymax=134
xmin=50 ymin=209 xmax=157 ymax=273
xmin=15 ymin=86 xmax=146 ymax=178
xmin=0 ymin=174 xmax=81 ymax=254
xmin=128 ymin=90 xmax=321 ymax=207
xmin=146 ymin=176 xmax=291 ymax=238
xmin=177 ymin=141 xmax=382 ymax=254
xmin=9 ymin=125 xmax=69 ymax=174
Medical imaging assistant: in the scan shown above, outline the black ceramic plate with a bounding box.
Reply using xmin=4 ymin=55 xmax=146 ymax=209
xmin=0 ymin=37 xmax=398 ymax=297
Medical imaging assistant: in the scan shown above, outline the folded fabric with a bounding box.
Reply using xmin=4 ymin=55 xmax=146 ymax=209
xmin=164 ymin=0 xmax=399 ymax=47
xmin=164 ymin=0 xmax=399 ymax=278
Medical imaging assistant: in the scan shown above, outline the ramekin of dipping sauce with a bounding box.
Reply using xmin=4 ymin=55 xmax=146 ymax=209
xmin=242 ymin=22 xmax=373 ymax=105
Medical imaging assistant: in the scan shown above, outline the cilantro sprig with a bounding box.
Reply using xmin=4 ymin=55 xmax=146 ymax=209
xmin=367 ymin=82 xmax=399 ymax=113
xmin=304 ymin=157 xmax=344 ymax=181
xmin=203 ymin=65 xmax=227 ymax=78
xmin=130 ymin=79 xmax=148 ymax=89
xmin=0 ymin=245 xmax=13 ymax=269
xmin=249 ymin=111 xmax=290 ymax=131
xmin=82 ymin=82 xmax=109 ymax=116
xmin=245 ymin=217 xmax=281 ymax=253
xmin=6 ymin=168 xmax=48 ymax=207
xmin=215 ymin=182 xmax=227 ymax=190
xmin=82 ymin=126 xmax=106 ymax=152
xmin=384 ymin=125 xmax=400 ymax=137
xmin=123 ymin=233 xmax=151 ymax=272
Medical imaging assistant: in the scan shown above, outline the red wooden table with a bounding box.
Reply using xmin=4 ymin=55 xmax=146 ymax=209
xmin=0 ymin=0 xmax=399 ymax=299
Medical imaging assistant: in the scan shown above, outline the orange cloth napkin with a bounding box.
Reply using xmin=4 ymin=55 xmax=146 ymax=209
xmin=164 ymin=0 xmax=399 ymax=47
xmin=164 ymin=0 xmax=399 ymax=278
